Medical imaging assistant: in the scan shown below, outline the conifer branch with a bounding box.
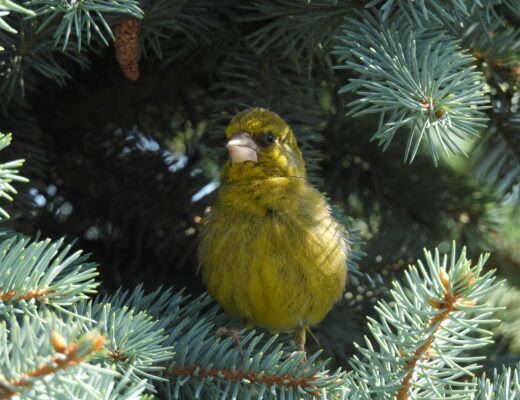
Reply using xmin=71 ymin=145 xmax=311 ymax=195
xmin=0 ymin=314 xmax=148 ymax=399
xmin=160 ymin=326 xmax=346 ymax=399
xmin=0 ymin=1 xmax=35 ymax=34
xmin=0 ymin=314 xmax=112 ymax=399
xmin=365 ymin=0 xmax=481 ymax=24
xmin=0 ymin=287 xmax=55 ymax=301
xmin=0 ymin=331 xmax=104 ymax=399
xmin=348 ymin=244 xmax=502 ymax=399
xmin=24 ymin=0 xmax=142 ymax=51
xmin=0 ymin=18 xmax=90 ymax=98
xmin=94 ymin=286 xmax=343 ymax=397
xmin=73 ymin=298 xmax=174 ymax=387
xmin=0 ymin=2 xmax=518 ymax=399
xmin=472 ymin=113 xmax=520 ymax=198
xmin=397 ymin=268 xmax=473 ymax=399
xmin=334 ymin=11 xmax=490 ymax=164
xmin=474 ymin=363 xmax=520 ymax=399
xmin=80 ymin=286 xmax=348 ymax=398
xmin=460 ymin=17 xmax=520 ymax=83
xmin=240 ymin=0 xmax=356 ymax=72
xmin=0 ymin=133 xmax=27 ymax=218
xmin=0 ymin=236 xmax=98 ymax=318
xmin=139 ymin=0 xmax=227 ymax=63
xmin=166 ymin=364 xmax=323 ymax=395
xmin=1 ymin=108 xmax=48 ymax=179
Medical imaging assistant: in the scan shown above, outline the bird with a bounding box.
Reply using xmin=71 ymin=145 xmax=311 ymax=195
xmin=198 ymin=107 xmax=348 ymax=352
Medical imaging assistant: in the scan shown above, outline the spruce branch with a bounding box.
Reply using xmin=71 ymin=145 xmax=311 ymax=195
xmin=464 ymin=22 xmax=520 ymax=68
xmin=472 ymin=113 xmax=520 ymax=198
xmin=0 ymin=133 xmax=27 ymax=218
xmin=139 ymin=0 xmax=229 ymax=63
xmin=481 ymin=0 xmax=520 ymax=24
xmin=0 ymin=236 xmax=98 ymax=318
xmin=0 ymin=331 xmax=105 ymax=399
xmin=474 ymin=363 xmax=520 ymax=399
xmin=0 ymin=17 xmax=90 ymax=98
xmin=348 ymin=244 xmax=501 ymax=399
xmin=365 ymin=0 xmax=482 ymax=25
xmin=0 ymin=107 xmax=47 ymax=179
xmin=100 ymin=287 xmax=350 ymax=398
xmin=25 ymin=0 xmax=143 ymax=51
xmin=99 ymin=285 xmax=226 ymax=336
xmin=460 ymin=17 xmax=520 ymax=84
xmin=334 ymin=11 xmax=490 ymax=164
xmin=0 ymin=315 xmax=107 ymax=399
xmin=160 ymin=325 xmax=346 ymax=400
xmin=99 ymin=284 xmax=190 ymax=321
xmin=45 ymin=369 xmax=149 ymax=400
xmin=0 ymin=313 xmax=148 ymax=399
xmin=323 ymin=113 xmax=500 ymax=263
xmin=241 ymin=0 xmax=356 ymax=72
xmin=73 ymin=298 xmax=174 ymax=387
xmin=0 ymin=1 xmax=35 ymax=35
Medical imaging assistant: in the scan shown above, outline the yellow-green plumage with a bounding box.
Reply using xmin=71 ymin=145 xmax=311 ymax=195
xmin=198 ymin=108 xmax=348 ymax=338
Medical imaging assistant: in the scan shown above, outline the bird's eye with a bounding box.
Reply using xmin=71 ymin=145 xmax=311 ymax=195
xmin=261 ymin=132 xmax=275 ymax=146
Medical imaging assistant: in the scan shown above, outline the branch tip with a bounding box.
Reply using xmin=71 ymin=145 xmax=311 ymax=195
xmin=0 ymin=332 xmax=105 ymax=399
xmin=439 ymin=268 xmax=450 ymax=292
xmin=50 ymin=331 xmax=67 ymax=353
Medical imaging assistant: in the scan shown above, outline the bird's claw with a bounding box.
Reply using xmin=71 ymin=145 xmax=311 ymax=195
xmin=216 ymin=326 xmax=244 ymax=357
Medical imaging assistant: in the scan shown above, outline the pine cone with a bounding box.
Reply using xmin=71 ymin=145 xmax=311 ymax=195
xmin=114 ymin=17 xmax=142 ymax=81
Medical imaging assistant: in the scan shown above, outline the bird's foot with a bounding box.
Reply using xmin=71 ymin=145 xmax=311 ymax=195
xmin=216 ymin=326 xmax=244 ymax=356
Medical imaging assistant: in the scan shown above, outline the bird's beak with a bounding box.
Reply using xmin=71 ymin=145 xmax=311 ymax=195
xmin=226 ymin=132 xmax=259 ymax=164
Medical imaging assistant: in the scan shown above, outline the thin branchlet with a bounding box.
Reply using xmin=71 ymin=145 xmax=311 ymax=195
xmin=397 ymin=269 xmax=463 ymax=400
xmin=166 ymin=365 xmax=322 ymax=396
xmin=0 ymin=331 xmax=105 ymax=399
xmin=0 ymin=288 xmax=56 ymax=302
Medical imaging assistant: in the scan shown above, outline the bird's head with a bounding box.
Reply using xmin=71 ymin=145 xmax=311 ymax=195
xmin=222 ymin=108 xmax=306 ymax=182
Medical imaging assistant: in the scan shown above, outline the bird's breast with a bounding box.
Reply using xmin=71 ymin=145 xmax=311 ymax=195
xmin=199 ymin=184 xmax=348 ymax=331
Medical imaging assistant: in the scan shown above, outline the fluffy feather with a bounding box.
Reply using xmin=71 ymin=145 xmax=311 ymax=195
xmin=198 ymin=108 xmax=348 ymax=335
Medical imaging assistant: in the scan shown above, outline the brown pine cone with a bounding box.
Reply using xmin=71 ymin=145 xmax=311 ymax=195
xmin=114 ymin=17 xmax=142 ymax=81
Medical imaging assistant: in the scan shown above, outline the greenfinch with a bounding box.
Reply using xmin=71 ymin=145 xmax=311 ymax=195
xmin=198 ymin=108 xmax=348 ymax=350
